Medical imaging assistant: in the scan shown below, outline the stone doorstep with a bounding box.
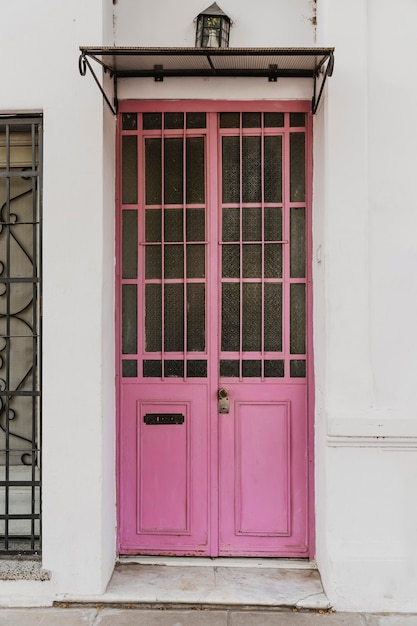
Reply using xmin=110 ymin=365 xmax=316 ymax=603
xmin=56 ymin=560 xmax=331 ymax=611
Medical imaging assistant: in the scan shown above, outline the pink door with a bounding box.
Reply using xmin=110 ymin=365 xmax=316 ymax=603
xmin=117 ymin=103 xmax=312 ymax=557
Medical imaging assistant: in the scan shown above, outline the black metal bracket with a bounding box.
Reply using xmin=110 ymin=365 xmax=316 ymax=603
xmin=312 ymin=52 xmax=334 ymax=114
xmin=79 ymin=53 xmax=118 ymax=115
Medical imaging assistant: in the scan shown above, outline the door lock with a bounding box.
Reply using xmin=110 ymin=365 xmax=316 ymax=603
xmin=218 ymin=388 xmax=229 ymax=414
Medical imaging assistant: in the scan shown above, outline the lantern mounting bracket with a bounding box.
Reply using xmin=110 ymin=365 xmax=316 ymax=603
xmin=78 ymin=46 xmax=335 ymax=115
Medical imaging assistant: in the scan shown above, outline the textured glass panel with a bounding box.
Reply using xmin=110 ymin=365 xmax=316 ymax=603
xmin=242 ymin=360 xmax=261 ymax=377
xmin=264 ymin=243 xmax=282 ymax=278
xmin=145 ymin=245 xmax=162 ymax=279
xmin=122 ymin=210 xmax=137 ymax=279
xmin=242 ymin=112 xmax=261 ymax=128
xmin=143 ymin=113 xmax=162 ymax=130
xmin=222 ymin=244 xmax=240 ymax=278
xmin=265 ymin=360 xmax=284 ymax=377
xmin=242 ymin=208 xmax=261 ymax=241
xmin=164 ymin=208 xmax=183 ymax=242
xmin=186 ymin=244 xmax=205 ymax=278
xmin=164 ymin=360 xmax=184 ymax=377
xmin=164 ymin=138 xmax=183 ymax=204
xmin=186 ymin=209 xmax=205 ymax=241
xmin=122 ymin=360 xmax=137 ymax=377
xmin=145 ymin=209 xmax=162 ymax=242
xmin=222 ymin=283 xmax=240 ymax=351
xmin=164 ymin=112 xmax=184 ymax=129
xmin=164 ymin=245 xmax=184 ymax=278
xmin=290 ymin=113 xmax=306 ymax=127
xmin=164 ymin=283 xmax=184 ymax=351
xmin=145 ymin=138 xmax=161 ymax=205
xmin=187 ymin=360 xmax=207 ymax=377
xmin=242 ymin=136 xmax=261 ymax=203
xmin=220 ymin=112 xmax=240 ymax=128
xmin=122 ymin=136 xmax=138 ymax=204
xmin=143 ymin=360 xmax=162 ymax=377
xmin=264 ymin=207 xmax=282 ymax=241
xmin=187 ymin=284 xmax=205 ymax=352
xmin=122 ymin=284 xmax=137 ymax=354
xmin=290 ymin=133 xmax=305 ymax=202
xmin=122 ymin=113 xmax=137 ymax=130
xmin=145 ymin=284 xmax=162 ymax=352
xmin=290 ymin=207 xmax=306 ymax=278
xmin=243 ymin=244 xmax=261 ymax=278
xmin=290 ymin=283 xmax=306 ymax=354
xmin=264 ymin=112 xmax=284 ymax=127
xmin=186 ymin=112 xmax=206 ymax=129
xmin=222 ymin=208 xmax=240 ymax=242
xmin=242 ymin=283 xmax=261 ymax=351
xmin=222 ymin=137 xmax=240 ymax=203
xmin=186 ymin=137 xmax=205 ymax=204
xmin=264 ymin=283 xmax=282 ymax=351
xmin=220 ymin=360 xmax=239 ymax=377
xmin=264 ymin=136 xmax=282 ymax=203
xmin=290 ymin=360 xmax=306 ymax=377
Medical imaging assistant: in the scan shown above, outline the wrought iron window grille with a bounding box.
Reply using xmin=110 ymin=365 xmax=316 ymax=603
xmin=0 ymin=115 xmax=42 ymax=555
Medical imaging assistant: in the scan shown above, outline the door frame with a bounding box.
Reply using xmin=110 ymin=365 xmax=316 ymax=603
xmin=115 ymin=99 xmax=315 ymax=558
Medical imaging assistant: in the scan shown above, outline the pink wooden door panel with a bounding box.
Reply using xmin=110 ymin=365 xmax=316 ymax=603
xmin=117 ymin=103 xmax=312 ymax=557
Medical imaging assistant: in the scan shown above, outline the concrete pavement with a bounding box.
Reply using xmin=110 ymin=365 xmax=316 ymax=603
xmin=0 ymin=608 xmax=416 ymax=625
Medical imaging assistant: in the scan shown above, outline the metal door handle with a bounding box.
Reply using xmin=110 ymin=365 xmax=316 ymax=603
xmin=218 ymin=388 xmax=229 ymax=414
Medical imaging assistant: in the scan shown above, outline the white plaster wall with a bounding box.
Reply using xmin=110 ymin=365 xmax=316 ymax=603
xmin=315 ymin=0 xmax=417 ymax=612
xmin=0 ymin=0 xmax=116 ymax=604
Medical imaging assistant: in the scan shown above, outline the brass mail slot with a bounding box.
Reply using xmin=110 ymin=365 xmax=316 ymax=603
xmin=144 ymin=414 xmax=184 ymax=425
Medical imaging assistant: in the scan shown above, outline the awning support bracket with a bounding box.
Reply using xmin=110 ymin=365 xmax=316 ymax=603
xmin=79 ymin=53 xmax=118 ymax=115
xmin=312 ymin=52 xmax=334 ymax=114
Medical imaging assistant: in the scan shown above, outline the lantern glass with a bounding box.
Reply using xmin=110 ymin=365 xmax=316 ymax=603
xmin=195 ymin=4 xmax=230 ymax=48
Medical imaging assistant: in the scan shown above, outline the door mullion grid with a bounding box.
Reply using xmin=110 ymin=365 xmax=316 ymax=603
xmin=161 ymin=120 xmax=166 ymax=380
xmin=238 ymin=115 xmax=243 ymax=382
xmin=182 ymin=126 xmax=187 ymax=381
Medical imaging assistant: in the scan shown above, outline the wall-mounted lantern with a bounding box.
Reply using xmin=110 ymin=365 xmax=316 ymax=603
xmin=195 ymin=3 xmax=231 ymax=48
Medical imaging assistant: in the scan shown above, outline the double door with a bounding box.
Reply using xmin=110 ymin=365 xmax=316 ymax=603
xmin=117 ymin=103 xmax=312 ymax=557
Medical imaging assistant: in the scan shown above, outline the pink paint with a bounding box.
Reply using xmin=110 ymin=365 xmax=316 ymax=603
xmin=116 ymin=101 xmax=313 ymax=557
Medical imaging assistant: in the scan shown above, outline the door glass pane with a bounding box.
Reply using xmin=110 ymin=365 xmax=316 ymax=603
xmin=145 ymin=245 xmax=161 ymax=279
xmin=186 ymin=209 xmax=205 ymax=241
xmin=145 ymin=209 xmax=161 ymax=242
xmin=264 ymin=136 xmax=282 ymax=203
xmin=143 ymin=112 xmax=162 ymax=130
xmin=164 ymin=138 xmax=183 ymax=204
xmin=145 ymin=284 xmax=161 ymax=352
xmin=164 ymin=245 xmax=183 ymax=278
xmin=290 ymin=283 xmax=306 ymax=354
xmin=187 ymin=360 xmax=207 ymax=377
xmin=290 ymin=133 xmax=305 ymax=202
xmin=264 ymin=359 xmax=284 ymax=377
xmin=242 ymin=112 xmax=261 ymax=128
xmin=242 ymin=208 xmax=261 ymax=241
xmin=143 ymin=360 xmax=162 ymax=377
xmin=222 ymin=283 xmax=240 ymax=351
xmin=164 ymin=284 xmax=184 ymax=351
xmin=122 ymin=113 xmax=137 ymax=130
xmin=222 ymin=244 xmax=239 ymax=278
xmin=290 ymin=113 xmax=305 ymax=127
xmin=264 ymin=207 xmax=282 ymax=241
xmin=122 ymin=136 xmax=137 ymax=204
xmin=242 ymin=244 xmax=261 ymax=278
xmin=222 ymin=208 xmax=240 ymax=242
xmin=122 ymin=360 xmax=137 ymax=377
xmin=187 ymin=284 xmax=205 ymax=352
xmin=186 ymin=244 xmax=205 ymax=278
xmin=264 ymin=112 xmax=284 ymax=128
xmin=290 ymin=207 xmax=306 ymax=278
xmin=220 ymin=359 xmax=239 ymax=377
xmin=164 ymin=208 xmax=183 ymax=242
xmin=164 ymin=112 xmax=184 ymax=129
xmin=242 ymin=136 xmax=261 ymax=203
xmin=145 ymin=138 xmax=161 ymax=205
xmin=264 ymin=283 xmax=282 ymax=351
xmin=186 ymin=137 xmax=205 ymax=204
xmin=242 ymin=283 xmax=261 ymax=351
xmin=290 ymin=359 xmax=306 ymax=377
xmin=122 ymin=210 xmax=137 ymax=279
xmin=220 ymin=112 xmax=240 ymax=128
xmin=122 ymin=284 xmax=137 ymax=354
xmin=164 ymin=360 xmax=184 ymax=377
xmin=242 ymin=360 xmax=261 ymax=376
xmin=222 ymin=137 xmax=240 ymax=203
xmin=264 ymin=244 xmax=282 ymax=278
xmin=186 ymin=113 xmax=206 ymax=129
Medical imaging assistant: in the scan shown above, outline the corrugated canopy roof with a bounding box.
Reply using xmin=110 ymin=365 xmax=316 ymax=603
xmin=78 ymin=46 xmax=335 ymax=114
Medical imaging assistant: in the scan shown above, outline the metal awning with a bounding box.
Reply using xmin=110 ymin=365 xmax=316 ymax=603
xmin=79 ymin=46 xmax=334 ymax=115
